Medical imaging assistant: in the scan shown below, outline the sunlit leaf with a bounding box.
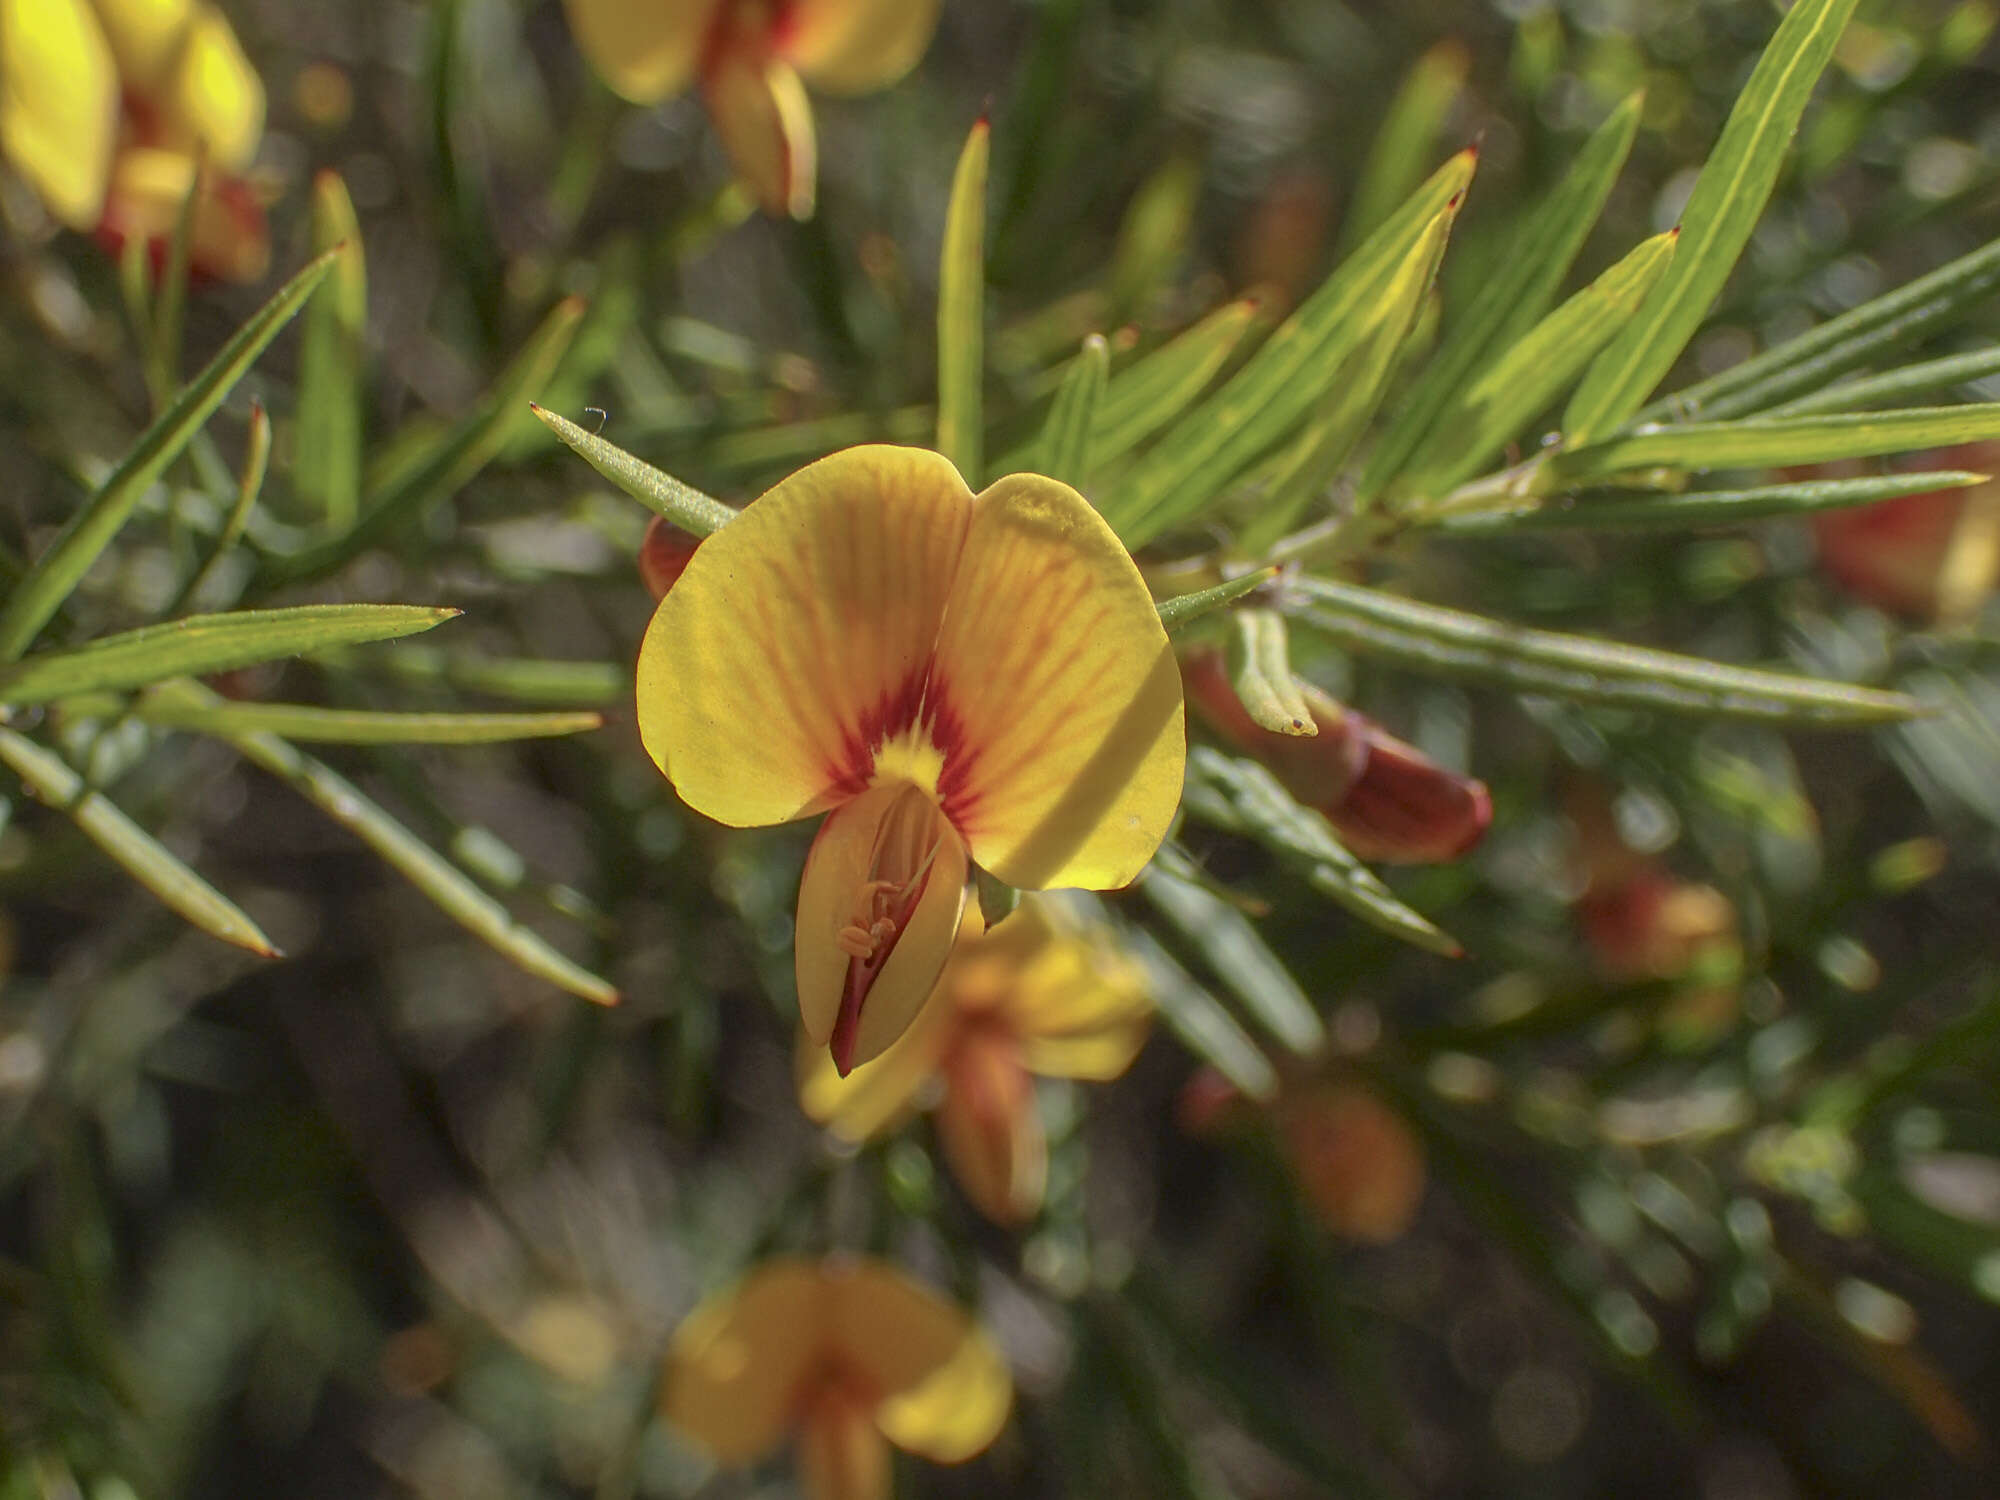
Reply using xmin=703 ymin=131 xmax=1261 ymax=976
xmin=296 ymin=171 xmax=368 ymax=535
xmin=937 ymin=118 xmax=990 ymax=483
xmin=534 ymin=405 xmax=739 ymax=536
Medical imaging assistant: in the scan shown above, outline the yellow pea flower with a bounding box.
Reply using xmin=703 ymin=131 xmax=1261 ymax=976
xmin=637 ymin=445 xmax=1184 ymax=1076
xmin=799 ymin=897 xmax=1152 ymax=1225
xmin=0 ymin=0 xmax=267 ymax=281
xmin=560 ymin=0 xmax=941 ymax=218
xmin=664 ymin=1255 xmax=1011 ymax=1500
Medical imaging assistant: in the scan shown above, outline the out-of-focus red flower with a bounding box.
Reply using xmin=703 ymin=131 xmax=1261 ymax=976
xmin=638 ymin=514 xmax=704 ymax=600
xmin=1181 ymin=1066 xmax=1427 ymax=1244
xmin=1182 ymin=647 xmax=1491 ymax=863
xmin=1807 ymin=446 xmax=2000 ymax=623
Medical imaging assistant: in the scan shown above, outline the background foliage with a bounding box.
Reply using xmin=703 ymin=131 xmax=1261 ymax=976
xmin=5 ymin=0 xmax=2000 ymax=1496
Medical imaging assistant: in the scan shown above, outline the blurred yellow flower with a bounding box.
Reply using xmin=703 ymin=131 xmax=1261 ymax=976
xmin=0 ymin=0 xmax=267 ymax=281
xmin=799 ymin=897 xmax=1152 ymax=1225
xmin=560 ymin=0 xmax=941 ymax=218
xmin=636 ymin=445 xmax=1184 ymax=1076
xmin=663 ymin=1255 xmax=1011 ymax=1500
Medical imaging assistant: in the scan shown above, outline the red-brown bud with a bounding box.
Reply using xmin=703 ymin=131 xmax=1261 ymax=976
xmin=638 ymin=515 xmax=703 ymax=600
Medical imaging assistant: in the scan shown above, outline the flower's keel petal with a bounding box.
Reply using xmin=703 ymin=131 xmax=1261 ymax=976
xmin=935 ymin=474 xmax=1185 ymax=890
xmin=787 ymin=0 xmax=942 ymax=95
xmin=798 ymin=1386 xmax=892 ymax=1500
xmin=937 ymin=1033 xmax=1045 ymax=1225
xmin=559 ymin=0 xmax=719 ymax=102
xmin=0 ymin=0 xmax=117 ymax=228
xmin=662 ymin=1258 xmax=825 ymax=1465
xmin=639 ymin=446 xmax=972 ymax=827
xmin=796 ymin=966 xmax=956 ymax=1141
xmin=704 ymin=49 xmax=816 ymax=219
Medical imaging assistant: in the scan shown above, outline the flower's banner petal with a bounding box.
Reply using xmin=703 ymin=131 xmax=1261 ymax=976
xmin=937 ymin=474 xmax=1184 ymax=890
xmin=787 ymin=0 xmax=941 ymax=95
xmin=798 ymin=1388 xmax=892 ymax=1500
xmin=639 ymin=446 xmax=972 ymax=826
xmin=797 ymin=971 xmax=955 ymax=1141
xmin=662 ymin=1259 xmax=825 ymax=1465
xmin=833 ymin=1265 xmax=1012 ymax=1462
xmin=937 ymin=1032 xmax=1045 ymax=1225
xmin=159 ymin=4 xmax=263 ymax=168
xmin=795 ymin=784 xmax=968 ymax=1069
xmin=704 ymin=49 xmax=815 ymax=219
xmin=87 ymin=0 xmax=187 ymax=93
xmin=0 ymin=0 xmax=117 ymax=228
xmin=560 ymin=0 xmax=718 ymax=103
xmin=967 ymin=900 xmax=1153 ymax=1079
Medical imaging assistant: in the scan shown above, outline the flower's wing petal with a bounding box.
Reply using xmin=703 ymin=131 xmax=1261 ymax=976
xmin=785 ymin=0 xmax=941 ymax=95
xmin=1011 ymin=936 xmax=1152 ymax=1081
xmin=796 ymin=973 xmax=953 ymax=1140
xmin=934 ymin=474 xmax=1184 ymax=891
xmin=662 ymin=1258 xmax=825 ymax=1465
xmin=0 ymin=0 xmax=117 ymax=228
xmin=830 ymin=1263 xmax=1012 ymax=1462
xmin=704 ymin=50 xmax=815 ymax=219
xmin=794 ymin=784 xmax=967 ymax=1071
xmin=160 ymin=4 xmax=263 ymax=168
xmin=86 ymin=0 xmax=188 ymax=92
xmin=560 ymin=0 xmax=719 ymax=103
xmin=638 ymin=445 xmax=973 ymax=828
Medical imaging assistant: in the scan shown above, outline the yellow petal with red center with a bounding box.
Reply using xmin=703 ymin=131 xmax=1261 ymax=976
xmin=638 ymin=445 xmax=972 ymax=827
xmin=797 ymin=951 xmax=957 ymax=1141
xmin=662 ymin=1258 xmax=827 ymax=1465
xmin=932 ymin=474 xmax=1184 ymax=891
xmin=0 ymin=0 xmax=117 ymax=228
xmin=1003 ymin=911 xmax=1153 ymax=1082
xmin=157 ymin=4 xmax=263 ymax=169
xmin=937 ymin=1028 xmax=1045 ymax=1225
xmin=826 ymin=1260 xmax=1012 ymax=1463
xmin=784 ymin=0 xmax=941 ymax=95
xmin=86 ymin=0 xmax=187 ymax=93
xmin=797 ymin=1382 xmax=891 ymax=1500
xmin=794 ymin=780 xmax=967 ymax=1072
xmin=559 ymin=0 xmax=719 ymax=103
xmin=704 ymin=47 xmax=816 ymax=218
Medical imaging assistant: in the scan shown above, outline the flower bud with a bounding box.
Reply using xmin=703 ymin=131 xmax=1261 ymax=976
xmin=1806 ymin=448 xmax=2000 ymax=623
xmin=638 ymin=514 xmax=703 ymax=599
xmin=1279 ymin=1084 xmax=1426 ymax=1243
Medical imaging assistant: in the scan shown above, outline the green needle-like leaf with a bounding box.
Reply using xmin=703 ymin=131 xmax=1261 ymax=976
xmin=1335 ymin=39 xmax=1469 ymax=256
xmin=1564 ymin=0 xmax=1860 ymax=443
xmin=0 ymin=728 xmax=277 ymax=956
xmin=937 ymin=118 xmax=990 ymax=483
xmin=1550 ymin=404 xmax=2000 ymax=485
xmin=67 ymin=694 xmax=604 ymax=745
xmin=296 ymin=171 xmax=368 ymax=534
xmin=0 ymin=605 xmax=458 ymax=706
xmin=1226 ymin=608 xmax=1316 ymax=736
xmin=1155 ymin=569 xmax=1279 ymax=632
xmin=1764 ymin=345 xmax=2000 ymax=417
xmin=1093 ymin=297 xmax=1264 ymax=466
xmin=150 ymin=680 xmax=618 ymax=1003
xmin=1121 ymin=921 xmax=1279 ymax=1101
xmin=1368 ymin=91 xmax=1643 ymax=499
xmin=1409 ymin=228 xmax=1680 ymax=498
xmin=1439 ymin=471 xmax=1987 ymax=533
xmin=1289 ymin=576 xmax=1921 ymax=725
xmin=533 ymin=405 xmax=739 ymax=535
xmin=0 ymin=248 xmax=337 ymax=661
xmin=1036 ymin=334 xmax=1108 ymax=488
xmin=1144 ymin=856 xmax=1326 ymax=1057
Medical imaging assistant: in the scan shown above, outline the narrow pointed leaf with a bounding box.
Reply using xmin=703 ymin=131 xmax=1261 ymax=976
xmin=1337 ymin=40 xmax=1469 ymax=255
xmin=262 ymin=297 xmax=585 ymax=585
xmin=1226 ymin=608 xmax=1316 ymax=736
xmin=1368 ymin=92 xmax=1644 ymax=499
xmin=0 ymin=249 xmax=337 ymax=661
xmin=1563 ymin=0 xmax=1861 ymax=443
xmin=347 ymin=647 xmax=627 ymax=706
xmin=296 ymin=172 xmax=368 ymax=533
xmin=1155 ymin=568 xmax=1278 ymax=632
xmin=1764 ymin=345 xmax=2000 ymax=417
xmin=0 ymin=605 xmax=458 ymax=706
xmin=1439 ymin=471 xmax=1987 ymax=533
xmin=147 ymin=153 xmax=202 ymax=405
xmin=1410 ymin=229 xmax=1680 ymax=498
xmin=151 ymin=680 xmax=618 ymax=1003
xmin=170 ymin=400 xmax=271 ymax=615
xmin=105 ymin=695 xmax=603 ymax=744
xmin=533 ymin=405 xmax=739 ymax=535
xmin=1105 ymin=150 xmax=1477 ymax=546
xmin=1289 ymin=575 xmax=1921 ymax=725
xmin=1643 ymin=233 xmax=2000 ymax=423
xmin=1144 ymin=856 xmax=1325 ymax=1056
xmin=1094 ymin=298 xmax=1265 ymax=465
xmin=1550 ymin=405 xmax=2000 ymax=485
xmin=1120 ymin=922 xmax=1278 ymax=1101
xmin=1182 ymin=747 xmax=1461 ymax=956
xmin=1109 ymin=155 xmax=1201 ymax=319
xmin=1037 ymin=334 xmax=1109 ymax=488
xmin=0 ymin=728 xmax=277 ymax=956
xmin=1242 ymin=203 xmax=1453 ymax=547
xmin=937 ymin=119 xmax=990 ymax=482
